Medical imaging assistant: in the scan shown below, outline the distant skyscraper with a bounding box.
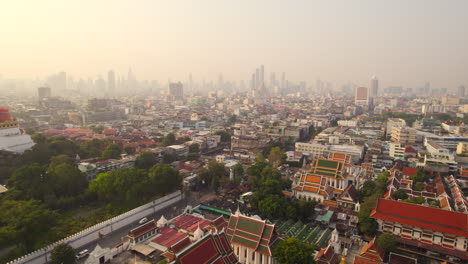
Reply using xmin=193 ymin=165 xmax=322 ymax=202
xmin=255 ymin=68 xmax=260 ymax=89
xmin=58 ymin=71 xmax=67 ymax=89
xmin=370 ymin=76 xmax=378 ymax=97
xmin=281 ymin=72 xmax=286 ymax=90
xmin=458 ymin=85 xmax=465 ymax=98
xmin=188 ymin=74 xmax=193 ymax=96
xmin=250 ymin=73 xmax=256 ymax=93
xmin=259 ymin=65 xmax=264 ymax=85
xmin=270 ymin=72 xmax=276 ymax=87
xmin=168 ymin=82 xmax=184 ymax=101
xmin=107 ymin=70 xmax=115 ymax=92
xmin=217 ymin=74 xmax=224 ymax=90
xmin=355 ymin=87 xmax=369 ymax=105
xmin=38 ymin=86 xmax=51 ymax=100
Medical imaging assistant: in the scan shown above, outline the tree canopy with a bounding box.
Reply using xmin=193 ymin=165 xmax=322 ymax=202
xmin=393 ymin=189 xmax=409 ymax=200
xmin=102 ymin=143 xmax=122 ymax=159
xmin=214 ymin=130 xmax=231 ymax=143
xmin=272 ymin=238 xmax=315 ymax=264
xmin=149 ymin=163 xmax=182 ymax=195
xmin=135 ymin=152 xmax=157 ymax=170
xmin=197 ymin=161 xmax=228 ymax=191
xmin=50 ymin=243 xmax=76 ymax=264
xmin=162 ymin=133 xmax=176 ymax=146
xmin=268 ymin=147 xmax=286 ymax=167
xmin=0 ymin=200 xmax=57 ymax=251
xmin=377 ymin=233 xmax=397 ymax=252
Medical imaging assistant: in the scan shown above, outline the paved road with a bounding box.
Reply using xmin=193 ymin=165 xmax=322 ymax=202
xmin=76 ymin=197 xmax=199 ymax=262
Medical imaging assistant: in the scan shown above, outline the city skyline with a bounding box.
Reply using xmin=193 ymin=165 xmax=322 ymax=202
xmin=1 ymin=0 xmax=467 ymax=88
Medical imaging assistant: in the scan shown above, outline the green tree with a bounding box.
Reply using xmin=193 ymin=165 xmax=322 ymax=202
xmin=258 ymin=195 xmax=288 ymax=218
xmin=89 ymin=168 xmax=153 ymax=206
xmin=49 ymin=154 xmax=74 ymax=167
xmin=214 ymin=130 xmax=231 ymax=143
xmin=124 ymin=145 xmax=136 ymax=155
xmin=187 ymin=152 xmax=199 ymax=161
xmin=48 ymin=163 xmax=88 ymax=197
xmin=197 ymin=161 xmax=228 ymax=191
xmin=228 ymin=115 xmax=237 ymax=124
xmin=359 ymin=180 xmax=377 ymax=201
xmin=149 ymin=164 xmax=182 ymax=195
xmin=79 ymin=138 xmax=104 ymax=158
xmin=48 ymin=139 xmax=79 ymax=157
xmin=31 ymin=133 xmax=47 ymax=144
xmin=414 ymin=182 xmax=425 ymax=191
xmin=162 ymin=133 xmax=176 ymax=146
xmin=0 ymin=200 xmax=57 ymax=251
xmin=295 ymin=200 xmax=317 ymax=220
xmin=412 ymin=169 xmax=429 ymax=183
xmin=377 ymin=233 xmax=397 ymax=252
xmin=358 ymin=192 xmax=381 ymax=234
xmin=188 ymin=143 xmax=200 ymax=153
xmin=393 ymin=189 xmax=409 ymax=200
xmin=232 ymin=163 xmax=244 ymax=184
xmin=102 ymin=143 xmax=122 ymax=159
xmin=51 ymin=243 xmax=76 ymax=264
xmin=268 ymin=147 xmax=286 ymax=167
xmin=135 ymin=152 xmax=157 ymax=170
xmin=7 ymin=163 xmax=51 ymax=200
xmin=376 ymin=175 xmax=388 ymax=193
xmin=272 ymin=238 xmax=315 ymax=264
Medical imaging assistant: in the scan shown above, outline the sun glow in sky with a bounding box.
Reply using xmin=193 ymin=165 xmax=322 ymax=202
xmin=0 ymin=0 xmax=467 ymax=87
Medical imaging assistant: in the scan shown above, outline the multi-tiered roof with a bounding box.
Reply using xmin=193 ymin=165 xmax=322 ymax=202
xmin=175 ymin=232 xmax=238 ymax=264
xmin=226 ymin=214 xmax=277 ymax=256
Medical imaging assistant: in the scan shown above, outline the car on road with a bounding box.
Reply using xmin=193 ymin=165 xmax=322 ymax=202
xmin=138 ymin=217 xmax=148 ymax=224
xmin=76 ymin=249 xmax=89 ymax=260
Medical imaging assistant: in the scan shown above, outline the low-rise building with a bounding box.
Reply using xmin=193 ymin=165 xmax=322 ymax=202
xmin=295 ymin=142 xmax=328 ymax=159
xmin=371 ymin=198 xmax=468 ymax=262
xmin=457 ymin=142 xmax=468 ymax=155
xmin=167 ymin=145 xmax=189 ymax=158
xmin=391 ymin=126 xmax=416 ymax=144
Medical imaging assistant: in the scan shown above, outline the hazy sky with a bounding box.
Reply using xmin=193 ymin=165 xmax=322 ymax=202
xmin=1 ymin=0 xmax=467 ymax=88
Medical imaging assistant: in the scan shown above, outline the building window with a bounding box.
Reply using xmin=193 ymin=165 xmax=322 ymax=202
xmin=252 ymin=252 xmax=255 ymax=261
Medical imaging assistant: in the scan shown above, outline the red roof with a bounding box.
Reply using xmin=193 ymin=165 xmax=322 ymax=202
xmin=402 ymin=167 xmax=419 ymax=177
xmin=151 ymin=226 xmax=188 ymax=248
xmin=0 ymin=108 xmax=12 ymax=122
xmin=405 ymin=146 xmax=417 ymax=153
xmin=177 ymin=232 xmax=237 ymax=264
xmin=103 ymin=129 xmax=118 ymax=135
xmin=170 ymin=236 xmax=192 ymax=253
xmin=371 ymin=199 xmax=468 ymax=237
xmin=128 ymin=220 xmax=157 ymax=238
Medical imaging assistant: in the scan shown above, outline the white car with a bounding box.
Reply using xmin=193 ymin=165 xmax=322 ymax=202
xmin=76 ymin=249 xmax=89 ymax=259
xmin=138 ymin=217 xmax=148 ymax=224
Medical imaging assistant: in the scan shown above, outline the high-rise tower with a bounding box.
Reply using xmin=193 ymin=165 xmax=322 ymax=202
xmin=370 ymin=76 xmax=378 ymax=97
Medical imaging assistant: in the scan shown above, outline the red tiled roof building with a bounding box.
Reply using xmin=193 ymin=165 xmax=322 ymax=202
xmin=371 ymin=199 xmax=468 ymax=261
xmin=174 ymin=231 xmax=238 ymax=264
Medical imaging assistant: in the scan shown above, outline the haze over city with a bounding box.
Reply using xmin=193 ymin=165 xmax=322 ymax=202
xmin=1 ymin=1 xmax=468 ymax=264
xmin=1 ymin=0 xmax=467 ymax=88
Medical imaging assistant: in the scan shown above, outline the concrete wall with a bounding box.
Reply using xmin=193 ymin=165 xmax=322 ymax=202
xmin=7 ymin=191 xmax=182 ymax=264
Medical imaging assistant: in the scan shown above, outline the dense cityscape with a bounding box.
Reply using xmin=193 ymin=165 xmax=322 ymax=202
xmin=0 ymin=1 xmax=467 ymax=264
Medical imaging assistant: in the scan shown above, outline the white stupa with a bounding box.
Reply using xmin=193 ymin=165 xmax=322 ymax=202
xmin=157 ymin=215 xmax=168 ymax=228
xmin=194 ymin=224 xmax=204 ymax=241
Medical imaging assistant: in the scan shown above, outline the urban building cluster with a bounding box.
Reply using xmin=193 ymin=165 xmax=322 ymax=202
xmin=0 ymin=69 xmax=467 ymax=264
